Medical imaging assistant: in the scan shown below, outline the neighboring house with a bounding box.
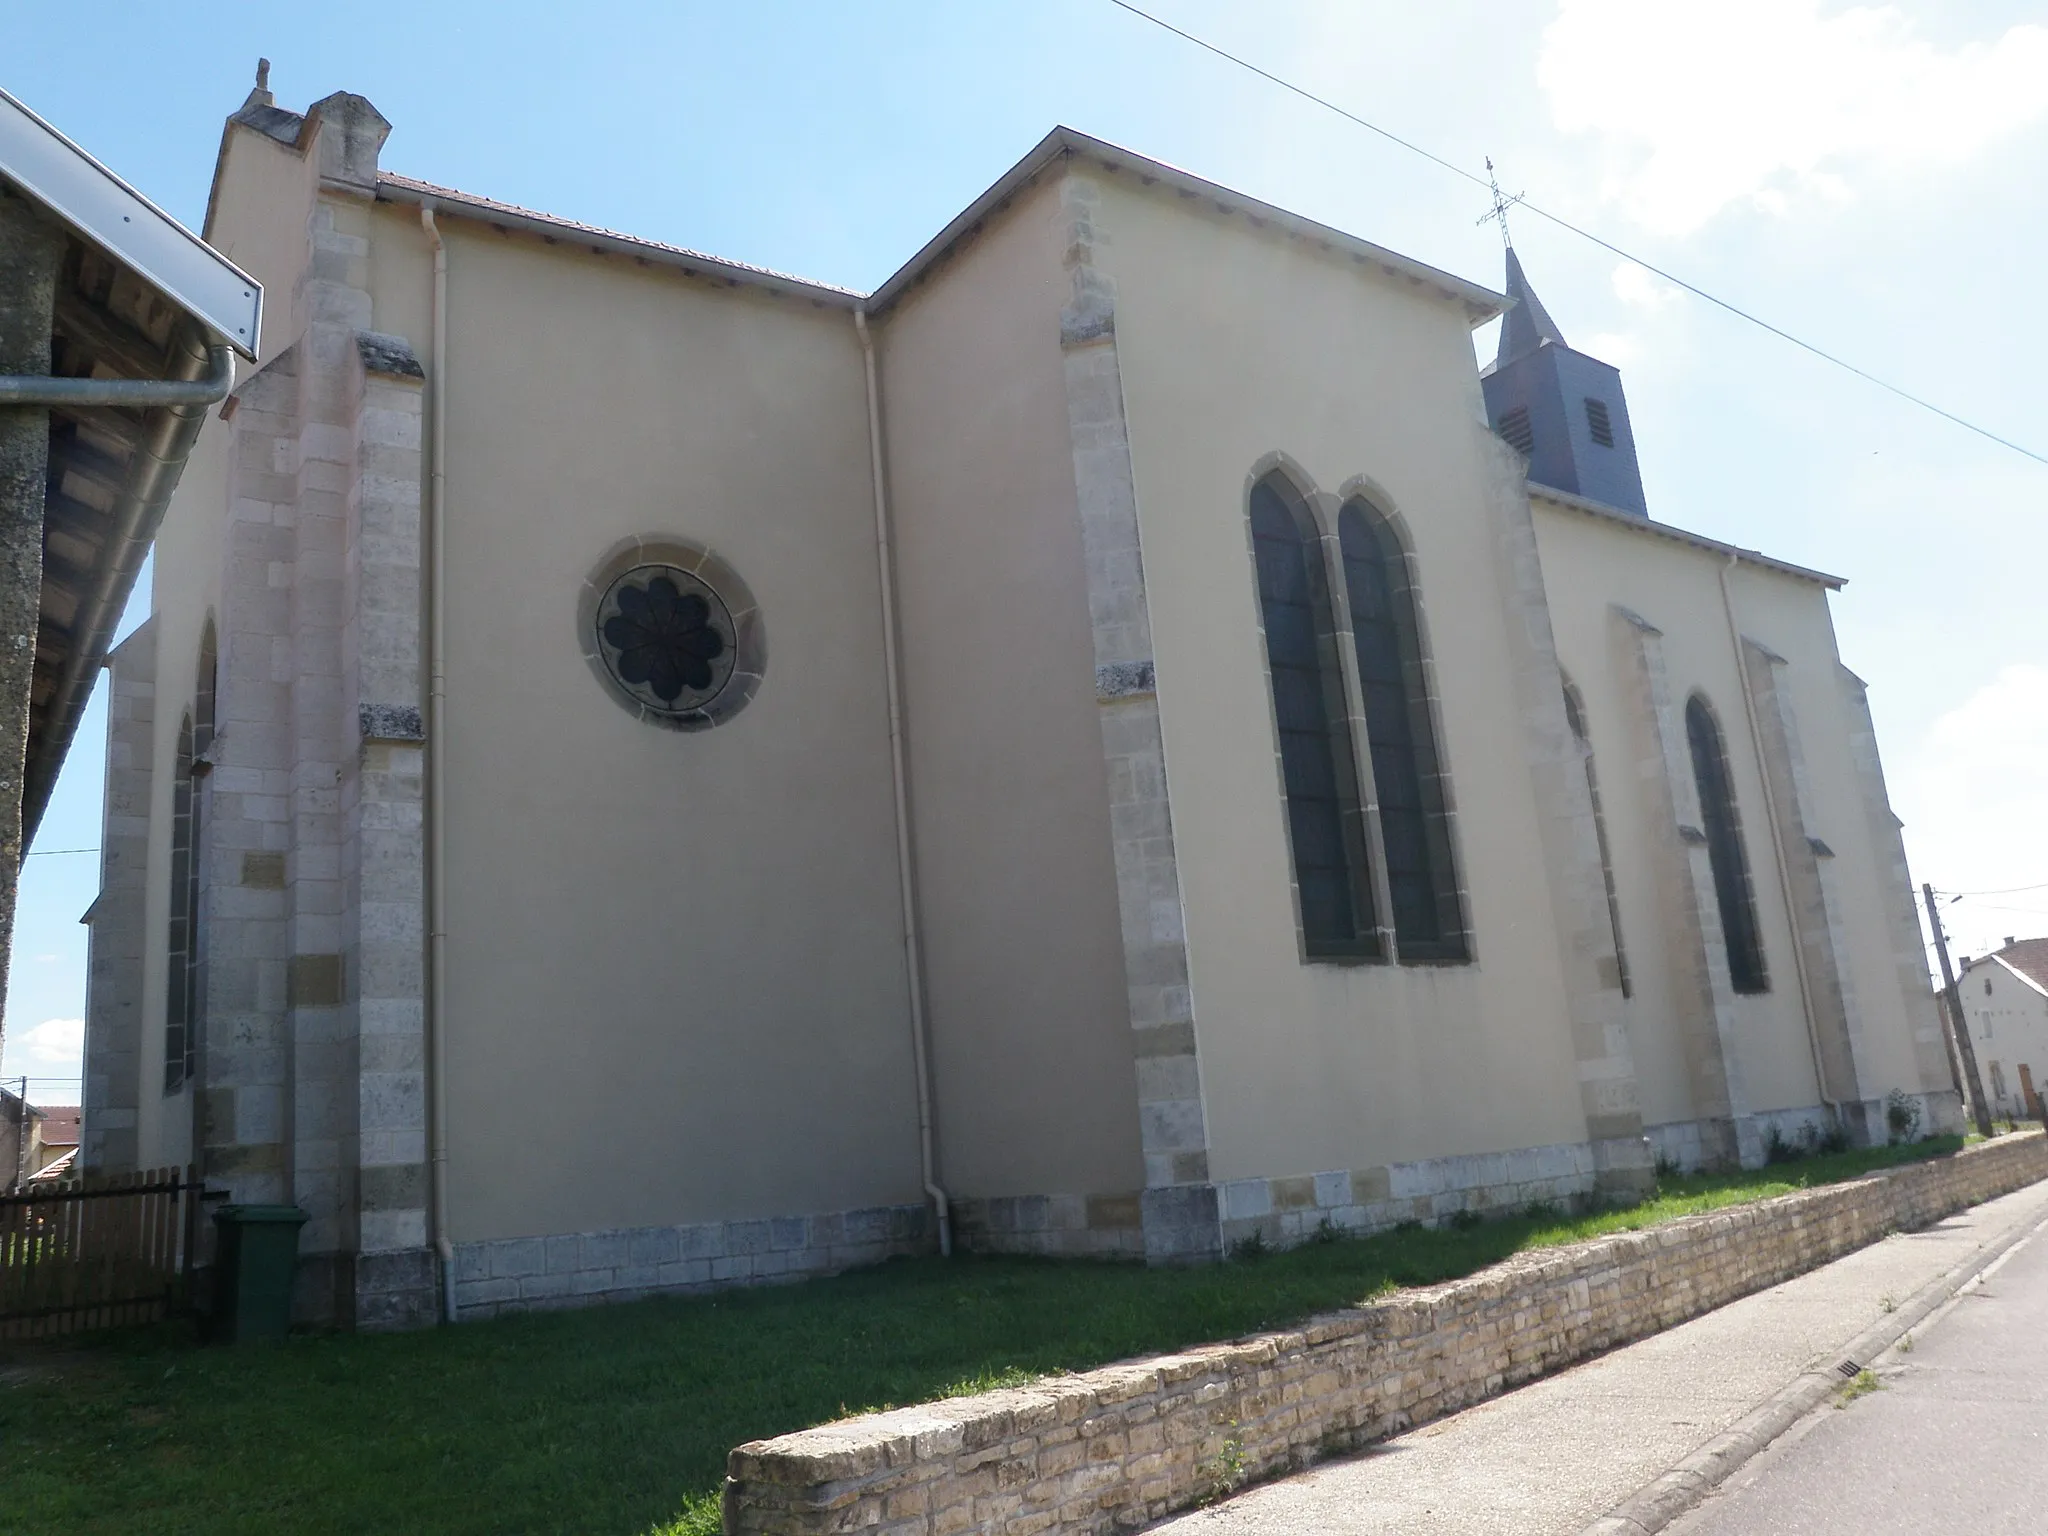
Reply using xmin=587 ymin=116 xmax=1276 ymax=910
xmin=29 ymin=1104 xmax=80 ymax=1178
xmin=80 ymin=78 xmax=1957 ymax=1330
xmin=1959 ymin=939 xmax=2048 ymax=1119
xmin=0 ymin=1098 xmax=78 ymax=1184
xmin=0 ymin=1089 xmax=43 ymax=1189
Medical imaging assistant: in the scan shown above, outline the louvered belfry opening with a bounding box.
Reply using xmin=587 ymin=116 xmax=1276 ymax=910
xmin=1585 ymin=397 xmax=1615 ymax=448
xmin=1496 ymin=404 xmax=1534 ymax=455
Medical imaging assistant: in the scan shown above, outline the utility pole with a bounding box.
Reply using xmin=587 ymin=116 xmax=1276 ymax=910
xmin=1925 ymin=883 xmax=1993 ymax=1140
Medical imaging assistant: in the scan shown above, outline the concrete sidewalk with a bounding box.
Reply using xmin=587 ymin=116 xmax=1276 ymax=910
xmin=1671 ymin=1184 xmax=2048 ymax=1534
xmin=1149 ymin=1175 xmax=2048 ymax=1535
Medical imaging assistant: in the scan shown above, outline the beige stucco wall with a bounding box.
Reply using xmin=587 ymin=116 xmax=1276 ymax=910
xmin=1532 ymin=502 xmax=1934 ymax=1124
xmin=875 ymin=173 xmax=1147 ymax=1201
xmin=1091 ymin=178 xmax=1592 ymax=1183
xmin=359 ymin=213 xmax=926 ymax=1242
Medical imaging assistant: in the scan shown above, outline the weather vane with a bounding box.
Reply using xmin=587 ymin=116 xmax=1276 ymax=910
xmin=1478 ymin=157 xmax=1524 ymax=250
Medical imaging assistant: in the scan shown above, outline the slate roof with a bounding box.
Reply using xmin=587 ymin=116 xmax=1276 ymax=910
xmin=1496 ymin=246 xmax=1569 ymax=366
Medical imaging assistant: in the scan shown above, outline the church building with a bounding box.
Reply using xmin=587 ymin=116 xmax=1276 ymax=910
xmin=78 ymin=82 xmax=1959 ymax=1329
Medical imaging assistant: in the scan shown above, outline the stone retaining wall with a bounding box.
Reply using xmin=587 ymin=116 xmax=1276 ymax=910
xmin=724 ymin=1131 xmax=2048 ymax=1534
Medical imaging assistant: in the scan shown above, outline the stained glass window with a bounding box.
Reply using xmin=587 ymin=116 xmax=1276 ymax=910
xmin=1250 ymin=476 xmax=1378 ymax=958
xmin=595 ymin=566 xmax=737 ymax=718
xmin=1339 ymin=500 xmax=1465 ymax=961
xmin=1686 ymin=695 xmax=1768 ymax=994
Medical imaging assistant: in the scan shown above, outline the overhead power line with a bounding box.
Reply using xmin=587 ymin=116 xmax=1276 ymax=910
xmin=1939 ymin=881 xmax=2048 ymax=898
xmin=1103 ymin=0 xmax=2048 ymax=470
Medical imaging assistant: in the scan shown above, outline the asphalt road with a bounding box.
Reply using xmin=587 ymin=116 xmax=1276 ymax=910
xmin=1670 ymin=1196 xmax=2048 ymax=1535
xmin=1146 ymin=1178 xmax=2048 ymax=1535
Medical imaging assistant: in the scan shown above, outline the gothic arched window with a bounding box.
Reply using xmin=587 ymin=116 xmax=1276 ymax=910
xmin=1563 ymin=680 xmax=1630 ymax=997
xmin=1685 ymin=694 xmax=1768 ymax=994
xmin=1338 ymin=498 xmax=1465 ymax=960
xmin=165 ymin=709 xmax=196 ymax=1094
xmin=164 ymin=623 xmax=216 ymax=1094
xmin=1250 ymin=474 xmax=1379 ymax=958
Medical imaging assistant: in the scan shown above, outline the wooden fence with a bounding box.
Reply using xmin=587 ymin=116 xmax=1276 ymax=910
xmin=0 ymin=1166 xmax=203 ymax=1337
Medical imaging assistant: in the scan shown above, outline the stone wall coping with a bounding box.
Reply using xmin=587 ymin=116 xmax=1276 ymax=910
xmin=725 ymin=1134 xmax=2047 ymax=1532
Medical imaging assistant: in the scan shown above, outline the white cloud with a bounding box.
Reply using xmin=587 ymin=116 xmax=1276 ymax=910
xmin=1898 ymin=665 xmax=2048 ymax=957
xmin=1583 ymin=331 xmax=1642 ymax=366
xmin=1611 ymin=261 xmax=1678 ymax=311
xmin=1539 ymin=2 xmax=2048 ymax=234
xmin=0 ymin=1016 xmax=84 ymax=1090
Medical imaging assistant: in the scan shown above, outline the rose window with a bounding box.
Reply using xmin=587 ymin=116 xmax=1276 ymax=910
xmin=593 ymin=565 xmax=738 ymax=717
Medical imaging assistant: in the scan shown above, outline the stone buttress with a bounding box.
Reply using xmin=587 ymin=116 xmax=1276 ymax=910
xmin=197 ymin=95 xmax=434 ymax=1327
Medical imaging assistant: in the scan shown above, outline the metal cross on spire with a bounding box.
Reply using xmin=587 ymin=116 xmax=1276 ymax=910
xmin=1477 ymin=157 xmax=1524 ymax=249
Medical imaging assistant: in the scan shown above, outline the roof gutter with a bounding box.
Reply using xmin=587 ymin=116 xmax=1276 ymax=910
xmin=1529 ymin=485 xmax=1846 ymax=590
xmin=374 ymin=176 xmax=861 ymax=310
xmin=14 ymin=331 xmax=232 ymax=838
xmin=0 ymin=340 xmax=234 ymax=405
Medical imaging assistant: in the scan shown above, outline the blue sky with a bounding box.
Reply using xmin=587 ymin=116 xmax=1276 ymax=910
xmin=7 ymin=0 xmax=2046 ymax=1092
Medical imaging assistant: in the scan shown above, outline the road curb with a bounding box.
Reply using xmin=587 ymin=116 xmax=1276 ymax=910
xmin=1578 ymin=1191 xmax=2048 ymax=1536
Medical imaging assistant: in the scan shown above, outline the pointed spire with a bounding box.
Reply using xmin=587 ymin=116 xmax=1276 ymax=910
xmin=1496 ymin=247 xmax=1568 ymax=367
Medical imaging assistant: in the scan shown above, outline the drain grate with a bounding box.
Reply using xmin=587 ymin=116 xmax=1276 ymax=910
xmin=1836 ymin=1359 xmax=1862 ymax=1379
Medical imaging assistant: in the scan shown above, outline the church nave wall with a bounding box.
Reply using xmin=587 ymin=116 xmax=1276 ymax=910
xmin=1088 ymin=174 xmax=1600 ymax=1194
xmin=1534 ymin=495 xmax=1956 ymax=1159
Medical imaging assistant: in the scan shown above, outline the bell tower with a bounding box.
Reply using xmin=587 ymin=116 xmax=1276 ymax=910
xmin=1480 ymin=248 xmax=1649 ymax=517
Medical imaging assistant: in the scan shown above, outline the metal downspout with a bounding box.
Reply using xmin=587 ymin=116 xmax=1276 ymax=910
xmin=853 ymin=308 xmax=950 ymax=1256
xmin=420 ymin=205 xmax=457 ymax=1320
xmin=1719 ymin=552 xmax=1840 ymax=1124
xmin=13 ymin=335 xmax=233 ymax=839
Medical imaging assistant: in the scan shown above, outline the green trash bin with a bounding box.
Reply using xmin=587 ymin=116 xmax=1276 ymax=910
xmin=211 ymin=1204 xmax=308 ymax=1342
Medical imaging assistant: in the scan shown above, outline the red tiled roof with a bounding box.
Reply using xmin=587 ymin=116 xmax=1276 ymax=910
xmin=1996 ymin=939 xmax=2048 ymax=994
xmin=28 ymin=1147 xmax=75 ymax=1182
xmin=34 ymin=1105 xmax=79 ymax=1147
xmin=376 ymin=172 xmax=859 ymax=301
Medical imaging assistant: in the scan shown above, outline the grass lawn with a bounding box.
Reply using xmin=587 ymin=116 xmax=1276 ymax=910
xmin=0 ymin=1136 xmax=1962 ymax=1536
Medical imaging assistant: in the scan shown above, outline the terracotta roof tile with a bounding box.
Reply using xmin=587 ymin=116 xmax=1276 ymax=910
xmin=28 ymin=1146 xmax=76 ymax=1182
xmin=1995 ymin=938 xmax=2048 ymax=993
xmin=376 ymin=172 xmax=858 ymax=300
